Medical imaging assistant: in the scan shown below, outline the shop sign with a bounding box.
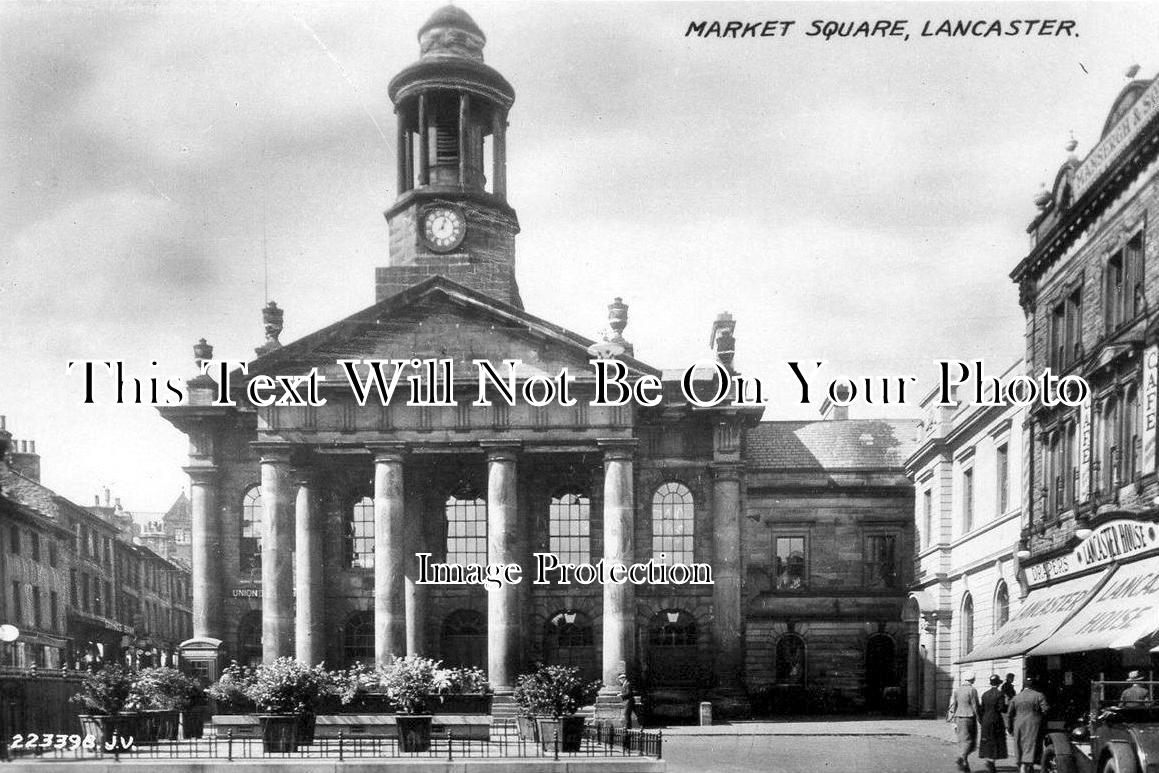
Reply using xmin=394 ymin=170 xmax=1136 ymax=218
xmin=1145 ymin=345 xmax=1159 ymax=473
xmin=1078 ymin=395 xmax=1092 ymax=502
xmin=1026 ymin=519 xmax=1159 ymax=587
xmin=1073 ymin=76 xmax=1159 ymax=198
xmin=231 ymin=588 xmax=262 ymax=598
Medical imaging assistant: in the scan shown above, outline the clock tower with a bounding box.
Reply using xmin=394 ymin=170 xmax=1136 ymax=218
xmin=377 ymin=6 xmax=522 ymax=308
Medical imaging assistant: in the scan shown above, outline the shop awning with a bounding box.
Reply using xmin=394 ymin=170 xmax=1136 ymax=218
xmin=1027 ymin=556 xmax=1159 ymax=656
xmin=958 ymin=568 xmax=1112 ymax=663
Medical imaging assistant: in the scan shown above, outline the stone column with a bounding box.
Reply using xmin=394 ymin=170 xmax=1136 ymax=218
xmin=600 ymin=439 xmax=637 ymax=691
xmin=483 ymin=441 xmax=520 ymax=690
xmin=294 ymin=467 xmax=323 ymax=665
xmin=711 ymin=462 xmax=745 ymax=692
xmin=257 ymin=444 xmax=294 ymax=662
xmin=185 ymin=466 xmax=220 ymax=639
xmin=404 ymin=481 xmax=427 ymax=656
xmin=372 ymin=443 xmax=407 ymax=663
xmin=905 ymin=630 xmax=920 ymax=716
xmin=920 ymin=619 xmax=937 ymax=717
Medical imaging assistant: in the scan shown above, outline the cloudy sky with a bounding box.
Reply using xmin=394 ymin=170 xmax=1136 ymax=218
xmin=2 ymin=1 xmax=1158 ymax=511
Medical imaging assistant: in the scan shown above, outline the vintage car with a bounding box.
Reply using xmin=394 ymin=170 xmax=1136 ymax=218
xmin=1042 ymin=679 xmax=1159 ymax=773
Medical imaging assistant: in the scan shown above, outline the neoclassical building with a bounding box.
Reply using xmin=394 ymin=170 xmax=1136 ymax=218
xmin=161 ymin=6 xmax=916 ymax=718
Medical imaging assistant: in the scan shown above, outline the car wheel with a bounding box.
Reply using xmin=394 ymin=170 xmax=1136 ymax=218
xmin=1041 ymin=745 xmax=1060 ymax=773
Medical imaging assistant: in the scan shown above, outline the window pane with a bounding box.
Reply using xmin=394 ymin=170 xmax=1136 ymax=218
xmin=446 ymin=493 xmax=487 ymax=565
xmin=652 ymin=483 xmax=694 ymax=564
xmin=549 ymin=491 xmax=590 ymax=564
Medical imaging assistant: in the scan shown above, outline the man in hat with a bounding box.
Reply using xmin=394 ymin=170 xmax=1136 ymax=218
xmin=947 ymin=671 xmax=981 ymax=772
xmin=1120 ymin=671 xmax=1151 ymax=706
xmin=617 ymin=673 xmax=640 ymax=729
xmin=1006 ymin=674 xmax=1049 ymax=773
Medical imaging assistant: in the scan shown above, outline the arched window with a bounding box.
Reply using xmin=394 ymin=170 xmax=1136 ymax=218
xmin=441 ymin=609 xmax=486 ymax=669
xmin=347 ymin=496 xmax=374 ymax=569
xmin=236 ymin=609 xmax=262 ymax=666
xmin=649 ymin=609 xmax=697 ymax=647
xmin=960 ymin=593 xmax=975 ymax=658
xmin=446 ymin=491 xmax=487 ymax=565
xmin=1123 ymin=386 xmax=1140 ymax=481
xmin=544 ymin=610 xmax=597 ymax=679
xmin=775 ymin=633 xmax=806 ymax=686
xmin=343 ymin=611 xmax=374 ymax=665
xmin=994 ymin=581 xmax=1010 ymax=633
xmin=240 ymin=487 xmax=263 ymax=577
xmin=549 ymin=491 xmax=590 ymax=565
xmin=652 ymin=482 xmax=694 ymax=564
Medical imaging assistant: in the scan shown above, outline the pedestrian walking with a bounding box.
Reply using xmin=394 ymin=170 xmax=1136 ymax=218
xmin=947 ymin=671 xmax=981 ymax=772
xmin=1001 ymin=673 xmax=1017 ymax=705
xmin=1006 ymin=674 xmax=1049 ymax=773
xmin=978 ymin=675 xmax=1008 ymax=773
xmin=617 ymin=673 xmax=640 ymax=729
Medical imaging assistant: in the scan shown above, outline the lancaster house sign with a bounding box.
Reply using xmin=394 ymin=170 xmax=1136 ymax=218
xmin=1024 ymin=519 xmax=1159 ymax=587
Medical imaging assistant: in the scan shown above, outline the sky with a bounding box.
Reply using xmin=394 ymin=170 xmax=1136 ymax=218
xmin=2 ymin=1 xmax=1158 ymax=511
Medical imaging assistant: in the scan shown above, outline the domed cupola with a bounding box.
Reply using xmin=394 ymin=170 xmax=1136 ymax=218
xmin=379 ymin=5 xmax=522 ymax=308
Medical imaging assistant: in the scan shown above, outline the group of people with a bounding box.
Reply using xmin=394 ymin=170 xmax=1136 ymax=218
xmin=947 ymin=671 xmax=1048 ymax=773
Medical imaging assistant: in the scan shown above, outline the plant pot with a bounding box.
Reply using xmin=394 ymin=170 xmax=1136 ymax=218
xmin=258 ymin=714 xmax=301 ymax=753
xmin=538 ymin=716 xmax=585 ymax=753
xmin=79 ymin=714 xmax=138 ymax=748
xmin=395 ymin=714 xmax=432 ymax=753
xmin=516 ymin=714 xmax=539 ymax=742
xmin=181 ymin=707 xmax=206 ymax=739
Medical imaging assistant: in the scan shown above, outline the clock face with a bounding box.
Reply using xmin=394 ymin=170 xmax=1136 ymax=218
xmin=422 ymin=206 xmax=466 ymax=252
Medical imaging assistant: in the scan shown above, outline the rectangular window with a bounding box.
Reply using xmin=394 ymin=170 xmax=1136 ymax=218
xmin=922 ymin=489 xmax=933 ymax=547
xmin=1050 ymin=303 xmax=1065 ymax=371
xmin=70 ymin=569 xmax=77 ymax=607
xmin=1065 ymin=288 xmax=1083 ymax=365
xmin=773 ymin=536 xmax=807 ymax=590
xmin=49 ymin=591 xmax=58 ymax=633
xmin=48 ymin=542 xmax=57 ymax=568
xmin=81 ymin=574 xmax=90 ymax=612
xmin=9 ymin=526 xmax=18 ymax=555
xmin=962 ymin=468 xmax=975 ymax=533
xmin=104 ymin=582 xmax=112 ymax=616
xmin=30 ymin=533 xmax=39 ymax=563
xmin=866 ymin=535 xmax=898 ymax=589
xmin=996 ymin=444 xmax=1009 ymax=514
xmin=31 ymin=587 xmax=41 ymax=629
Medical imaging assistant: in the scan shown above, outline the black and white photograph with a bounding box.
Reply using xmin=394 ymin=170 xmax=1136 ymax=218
xmin=2 ymin=2 xmax=1159 ymax=771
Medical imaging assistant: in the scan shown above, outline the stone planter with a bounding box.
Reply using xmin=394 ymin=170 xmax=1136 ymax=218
xmin=537 ymin=716 xmax=585 ymax=753
xmin=78 ymin=714 xmax=138 ymax=748
xmin=395 ymin=715 xmax=432 ymax=753
xmin=515 ymin=714 xmax=539 ymax=742
xmin=181 ymin=707 xmax=206 ymax=739
xmin=146 ymin=710 xmax=180 ymax=741
xmin=258 ymin=714 xmax=301 ymax=753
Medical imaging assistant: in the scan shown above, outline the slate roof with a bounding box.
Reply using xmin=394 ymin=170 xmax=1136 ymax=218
xmin=0 ymin=465 xmax=91 ymax=531
xmin=744 ymin=419 xmax=919 ymax=471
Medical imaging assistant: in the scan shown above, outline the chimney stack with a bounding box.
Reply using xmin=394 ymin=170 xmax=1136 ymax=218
xmin=8 ymin=435 xmax=42 ymax=482
xmin=819 ymin=384 xmax=852 ymax=421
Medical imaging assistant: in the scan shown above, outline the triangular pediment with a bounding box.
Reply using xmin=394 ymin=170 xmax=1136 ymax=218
xmin=244 ymin=276 xmax=659 ymax=386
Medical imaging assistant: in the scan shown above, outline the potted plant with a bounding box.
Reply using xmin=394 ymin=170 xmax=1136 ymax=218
xmin=431 ymin=666 xmax=492 ymax=714
xmin=242 ymin=658 xmax=333 ymax=752
xmin=333 ymin=662 xmax=392 ymax=713
xmin=378 ymin=655 xmax=439 ymax=752
xmin=512 ymin=670 xmax=541 ymax=742
xmin=206 ymin=661 xmax=256 ymax=714
xmin=515 ymin=664 xmax=600 ymax=752
xmin=70 ymin=665 xmax=139 ymax=747
xmin=130 ymin=667 xmax=204 ymax=740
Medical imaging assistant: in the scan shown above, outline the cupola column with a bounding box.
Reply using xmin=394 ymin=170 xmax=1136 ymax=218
xmin=458 ymin=93 xmax=470 ymax=190
xmin=396 ymin=110 xmax=409 ymax=195
xmin=418 ymin=93 xmax=430 ymax=186
xmin=492 ymin=110 xmax=507 ymax=199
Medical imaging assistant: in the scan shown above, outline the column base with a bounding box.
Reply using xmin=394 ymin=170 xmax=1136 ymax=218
xmin=593 ymin=693 xmax=629 ymax=728
xmin=489 ymin=691 xmax=518 ymax=719
xmin=707 ymin=687 xmax=751 ymax=720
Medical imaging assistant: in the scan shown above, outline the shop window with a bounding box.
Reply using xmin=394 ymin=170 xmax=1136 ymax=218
xmin=445 ymin=490 xmax=487 ymax=565
xmin=549 ymin=491 xmax=590 ymax=565
xmin=347 ymin=496 xmax=375 ymax=569
xmin=652 ymin=482 xmax=694 ymax=564
xmin=241 ymin=486 xmax=263 ymax=577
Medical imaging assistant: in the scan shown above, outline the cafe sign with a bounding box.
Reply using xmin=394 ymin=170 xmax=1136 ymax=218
xmin=1025 ymin=519 xmax=1159 ymax=587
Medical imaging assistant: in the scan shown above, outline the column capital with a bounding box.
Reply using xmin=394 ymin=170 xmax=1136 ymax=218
xmin=183 ymin=466 xmax=220 ymax=485
xmin=597 ymin=438 xmax=638 ymax=461
xmin=480 ymin=439 xmax=521 ymax=462
xmin=710 ymin=461 xmax=745 ymax=481
xmin=292 ymin=466 xmax=318 ymax=487
xmin=251 ymin=441 xmax=294 ymax=465
xmin=367 ymin=441 xmax=407 ymax=464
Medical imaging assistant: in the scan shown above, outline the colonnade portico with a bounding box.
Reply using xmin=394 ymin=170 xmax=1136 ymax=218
xmin=188 ymin=437 xmax=641 ymax=684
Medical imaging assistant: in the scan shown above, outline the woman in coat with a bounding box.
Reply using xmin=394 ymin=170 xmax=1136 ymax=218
xmin=1006 ymin=675 xmax=1050 ymax=773
xmin=978 ymin=675 xmax=1008 ymax=773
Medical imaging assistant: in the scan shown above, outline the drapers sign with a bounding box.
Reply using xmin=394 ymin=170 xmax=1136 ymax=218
xmin=1145 ymin=345 xmax=1159 ymax=473
xmin=1025 ymin=519 xmax=1159 ymax=587
xmin=1078 ymin=394 xmax=1092 ymax=503
xmin=1073 ymin=76 xmax=1159 ymax=198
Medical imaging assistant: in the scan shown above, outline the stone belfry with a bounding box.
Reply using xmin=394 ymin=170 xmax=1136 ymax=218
xmin=377 ymin=5 xmax=522 ymax=307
